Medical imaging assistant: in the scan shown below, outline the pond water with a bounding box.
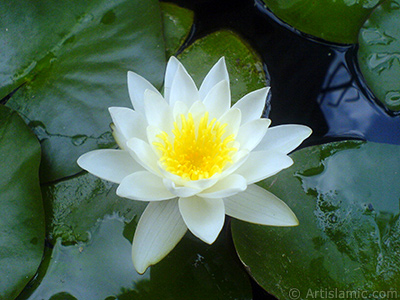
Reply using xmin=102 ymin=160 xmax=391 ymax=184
xmin=171 ymin=0 xmax=400 ymax=146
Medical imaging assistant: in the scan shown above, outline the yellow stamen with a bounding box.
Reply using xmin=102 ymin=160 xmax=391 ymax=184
xmin=154 ymin=112 xmax=237 ymax=181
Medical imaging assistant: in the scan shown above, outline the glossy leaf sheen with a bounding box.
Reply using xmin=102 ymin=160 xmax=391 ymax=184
xmin=178 ymin=30 xmax=268 ymax=103
xmin=262 ymin=0 xmax=384 ymax=44
xmin=161 ymin=2 xmax=194 ymax=57
xmin=18 ymin=217 xmax=147 ymax=300
xmin=42 ymin=172 xmax=147 ymax=244
xmin=143 ymin=230 xmax=253 ymax=300
xmin=19 ymin=217 xmax=252 ymax=300
xmin=358 ymin=0 xmax=400 ymax=112
xmin=0 ymin=106 xmax=45 ymax=299
xmin=5 ymin=0 xmax=166 ymax=182
xmin=232 ymin=141 xmax=400 ymax=299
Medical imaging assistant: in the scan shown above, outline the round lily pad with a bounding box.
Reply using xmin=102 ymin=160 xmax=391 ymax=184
xmin=178 ymin=30 xmax=268 ymax=103
xmin=261 ymin=0 xmax=384 ymax=44
xmin=161 ymin=2 xmax=194 ymax=57
xmin=232 ymin=140 xmax=400 ymax=299
xmin=358 ymin=0 xmax=400 ymax=112
xmin=42 ymin=173 xmax=147 ymax=244
xmin=5 ymin=0 xmax=167 ymax=182
xmin=19 ymin=216 xmax=252 ymax=300
xmin=0 ymin=106 xmax=45 ymax=299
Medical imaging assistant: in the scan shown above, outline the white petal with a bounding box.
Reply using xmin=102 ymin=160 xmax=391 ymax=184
xmin=224 ymin=184 xmax=298 ymax=226
xmin=198 ymin=174 xmax=247 ymax=198
xmin=157 ymin=166 xmax=219 ymax=191
xmin=184 ymin=178 xmax=220 ymax=191
xmin=163 ymin=178 xmax=202 ymax=198
xmin=169 ymin=65 xmax=200 ymax=108
xmin=109 ymin=107 xmax=147 ymax=145
xmin=235 ymin=150 xmax=293 ymax=184
xmin=217 ymin=108 xmax=241 ymax=138
xmin=179 ymin=196 xmax=225 ymax=244
xmin=172 ymin=101 xmax=206 ymax=136
xmin=143 ymin=90 xmax=173 ymax=132
xmin=77 ymin=149 xmax=143 ymax=184
xmin=164 ymin=56 xmax=180 ymax=103
xmin=117 ymin=171 xmax=176 ymax=201
xmin=146 ymin=125 xmax=165 ymax=157
xmin=126 ymin=138 xmax=159 ymax=174
xmin=199 ymin=57 xmax=229 ymax=101
xmin=127 ymin=71 xmax=161 ymax=114
xmin=188 ymin=101 xmax=207 ymax=122
xmin=202 ymin=80 xmax=231 ymax=120
xmin=132 ymin=199 xmax=187 ymax=274
xmin=232 ymin=87 xmax=270 ymax=125
xmin=236 ymin=118 xmax=271 ymax=151
xmin=110 ymin=123 xmax=128 ymax=150
xmin=255 ymin=124 xmax=312 ymax=154
xmin=173 ymin=101 xmax=189 ymax=120
xmin=218 ymin=149 xmax=250 ymax=179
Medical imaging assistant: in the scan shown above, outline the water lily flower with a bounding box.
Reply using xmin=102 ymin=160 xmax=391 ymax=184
xmin=77 ymin=57 xmax=312 ymax=274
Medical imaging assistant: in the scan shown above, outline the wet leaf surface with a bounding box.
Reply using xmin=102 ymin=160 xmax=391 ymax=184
xmin=41 ymin=173 xmax=147 ymax=244
xmin=4 ymin=0 xmax=166 ymax=182
xmin=161 ymin=2 xmax=194 ymax=57
xmin=0 ymin=106 xmax=44 ymax=299
xmin=19 ymin=216 xmax=252 ymax=300
xmin=232 ymin=141 xmax=400 ymax=300
xmin=261 ymin=0 xmax=384 ymax=44
xmin=358 ymin=0 xmax=400 ymax=112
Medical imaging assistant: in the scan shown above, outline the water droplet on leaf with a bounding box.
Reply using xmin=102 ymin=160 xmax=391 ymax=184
xmin=71 ymin=135 xmax=88 ymax=146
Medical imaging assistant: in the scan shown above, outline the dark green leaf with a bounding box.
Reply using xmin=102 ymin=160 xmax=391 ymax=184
xmin=161 ymin=2 xmax=194 ymax=57
xmin=18 ymin=217 xmax=145 ymax=299
xmin=4 ymin=0 xmax=166 ymax=182
xmin=42 ymin=173 xmax=147 ymax=244
xmin=178 ymin=30 xmax=268 ymax=103
xmin=358 ymin=0 xmax=400 ymax=112
xmin=19 ymin=217 xmax=252 ymax=300
xmin=232 ymin=141 xmax=400 ymax=300
xmin=262 ymin=0 xmax=384 ymax=44
xmin=141 ymin=229 xmax=253 ymax=300
xmin=0 ymin=105 xmax=44 ymax=299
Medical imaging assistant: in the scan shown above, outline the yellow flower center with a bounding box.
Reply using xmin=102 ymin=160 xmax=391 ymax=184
xmin=153 ymin=112 xmax=237 ymax=181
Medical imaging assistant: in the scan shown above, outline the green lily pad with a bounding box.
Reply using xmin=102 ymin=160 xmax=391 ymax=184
xmin=19 ymin=216 xmax=252 ymax=300
xmin=232 ymin=141 xmax=400 ymax=299
xmin=261 ymin=0 xmax=384 ymax=44
xmin=161 ymin=2 xmax=194 ymax=57
xmin=358 ymin=0 xmax=400 ymax=112
xmin=0 ymin=106 xmax=45 ymax=299
xmin=4 ymin=0 xmax=166 ymax=182
xmin=42 ymin=173 xmax=147 ymax=244
xmin=143 ymin=230 xmax=252 ymax=300
xmin=178 ymin=30 xmax=268 ymax=103
xmin=18 ymin=217 xmax=147 ymax=300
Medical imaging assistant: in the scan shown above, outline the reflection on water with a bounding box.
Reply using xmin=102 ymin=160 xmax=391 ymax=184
xmin=317 ymin=47 xmax=400 ymax=144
